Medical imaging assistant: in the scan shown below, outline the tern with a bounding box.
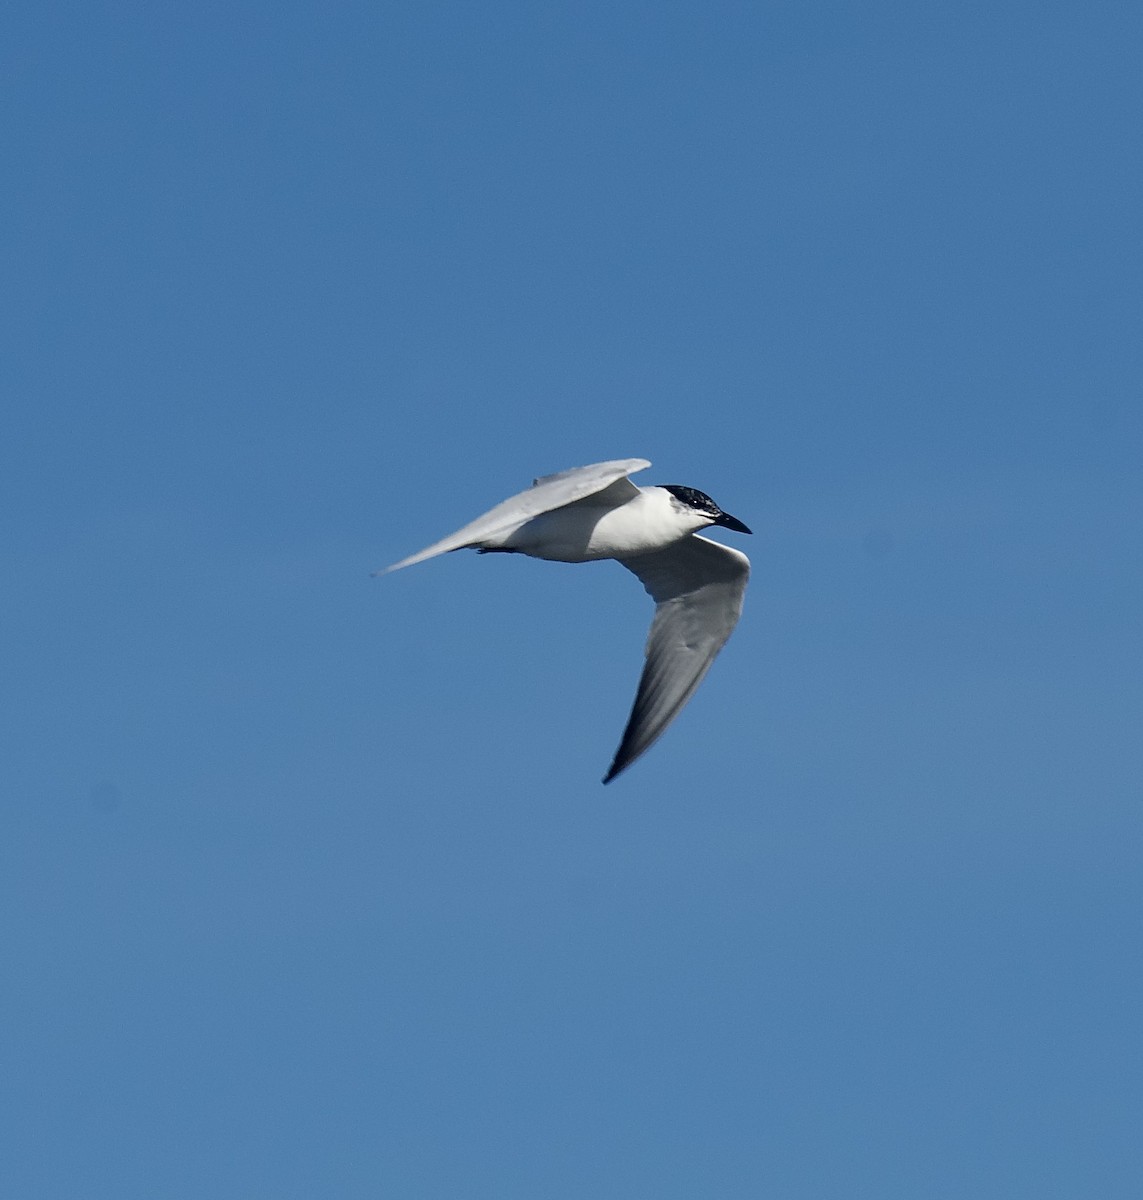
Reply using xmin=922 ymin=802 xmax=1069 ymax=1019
xmin=378 ymin=458 xmax=751 ymax=783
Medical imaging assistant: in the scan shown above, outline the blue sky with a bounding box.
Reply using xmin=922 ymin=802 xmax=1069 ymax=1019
xmin=3 ymin=2 xmax=1142 ymax=1196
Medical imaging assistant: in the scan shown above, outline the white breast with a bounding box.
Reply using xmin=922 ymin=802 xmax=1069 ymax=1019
xmin=502 ymin=488 xmax=698 ymax=563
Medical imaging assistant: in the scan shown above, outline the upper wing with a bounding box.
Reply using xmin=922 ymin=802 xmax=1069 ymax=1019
xmin=604 ymin=534 xmax=750 ymax=783
xmin=377 ymin=458 xmax=651 ymax=574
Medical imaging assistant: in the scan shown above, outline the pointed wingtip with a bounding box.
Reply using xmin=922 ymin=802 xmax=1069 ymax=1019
xmin=373 ymin=553 xmax=428 ymax=576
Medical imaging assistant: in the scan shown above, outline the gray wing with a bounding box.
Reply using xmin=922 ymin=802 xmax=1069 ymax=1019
xmin=377 ymin=458 xmax=651 ymax=574
xmin=604 ymin=534 xmax=750 ymax=783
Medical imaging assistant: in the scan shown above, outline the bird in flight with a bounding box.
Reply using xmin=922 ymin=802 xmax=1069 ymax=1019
xmin=378 ymin=459 xmax=751 ymax=783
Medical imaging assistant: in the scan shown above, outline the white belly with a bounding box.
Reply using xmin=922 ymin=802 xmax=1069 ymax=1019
xmin=500 ymin=493 xmax=691 ymax=562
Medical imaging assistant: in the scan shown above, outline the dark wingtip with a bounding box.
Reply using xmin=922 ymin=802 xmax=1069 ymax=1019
xmin=602 ymin=748 xmax=633 ymax=784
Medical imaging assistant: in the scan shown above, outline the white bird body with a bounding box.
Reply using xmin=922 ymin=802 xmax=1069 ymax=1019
xmin=378 ymin=458 xmax=751 ymax=783
xmin=496 ymin=486 xmax=711 ymax=562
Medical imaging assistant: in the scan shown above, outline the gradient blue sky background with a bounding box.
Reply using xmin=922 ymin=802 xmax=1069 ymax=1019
xmin=4 ymin=2 xmax=1142 ymax=1196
